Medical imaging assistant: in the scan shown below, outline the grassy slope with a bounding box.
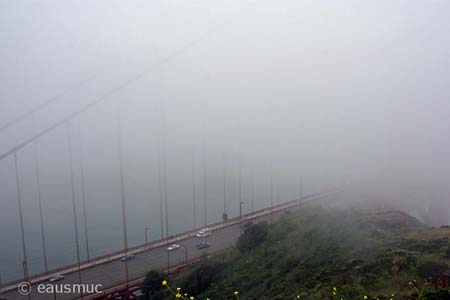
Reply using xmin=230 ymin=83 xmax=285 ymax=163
xmin=167 ymin=206 xmax=450 ymax=300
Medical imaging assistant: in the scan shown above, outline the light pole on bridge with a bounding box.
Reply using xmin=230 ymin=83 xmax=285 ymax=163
xmin=145 ymin=227 xmax=150 ymax=246
xmin=167 ymin=249 xmax=170 ymax=277
xmin=239 ymin=201 xmax=245 ymax=235
xmin=251 ymin=175 xmax=255 ymax=213
xmin=298 ymin=175 xmax=303 ymax=203
xmin=270 ymin=174 xmax=274 ymax=223
xmin=180 ymin=244 xmax=188 ymax=265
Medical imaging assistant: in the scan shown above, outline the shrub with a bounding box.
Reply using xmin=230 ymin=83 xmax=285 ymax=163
xmin=282 ymin=256 xmax=301 ymax=273
xmin=423 ymin=289 xmax=450 ymax=300
xmin=178 ymin=262 xmax=225 ymax=295
xmin=236 ymin=222 xmax=269 ymax=252
xmin=334 ymin=284 xmax=365 ymax=299
xmin=375 ymin=249 xmax=418 ymax=272
xmin=444 ymin=246 xmax=450 ymax=259
xmin=141 ymin=270 xmax=164 ymax=300
xmin=417 ymin=261 xmax=449 ymax=278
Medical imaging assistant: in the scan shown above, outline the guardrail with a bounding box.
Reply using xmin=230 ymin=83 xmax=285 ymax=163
xmin=80 ymin=257 xmax=204 ymax=300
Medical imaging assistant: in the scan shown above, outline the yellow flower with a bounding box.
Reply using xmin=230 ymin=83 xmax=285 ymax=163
xmin=364 ymin=296 xmax=368 ymax=300
xmin=177 ymin=288 xmax=181 ymax=291
xmin=234 ymin=291 xmax=239 ymax=296
xmin=184 ymin=294 xmax=188 ymax=297
xmin=333 ymin=287 xmax=337 ymax=291
xmin=297 ymin=295 xmax=300 ymax=299
xmin=190 ymin=297 xmax=194 ymax=300
xmin=176 ymin=294 xmax=181 ymax=298
xmin=333 ymin=291 xmax=336 ymax=296
xmin=162 ymin=280 xmax=167 ymax=286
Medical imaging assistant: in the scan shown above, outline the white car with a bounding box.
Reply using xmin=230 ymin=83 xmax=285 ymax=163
xmin=167 ymin=244 xmax=180 ymax=251
xmin=49 ymin=274 xmax=64 ymax=283
xmin=195 ymin=228 xmax=212 ymax=238
xmin=120 ymin=254 xmax=135 ymax=262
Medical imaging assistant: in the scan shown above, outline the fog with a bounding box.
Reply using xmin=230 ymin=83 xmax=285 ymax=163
xmin=1 ymin=0 xmax=449 ymax=282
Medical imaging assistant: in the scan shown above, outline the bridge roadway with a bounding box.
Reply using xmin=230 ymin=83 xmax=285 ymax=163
xmin=1 ymin=192 xmax=334 ymax=300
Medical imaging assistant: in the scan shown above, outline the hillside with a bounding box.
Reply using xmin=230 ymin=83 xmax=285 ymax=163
xmin=145 ymin=206 xmax=450 ymax=300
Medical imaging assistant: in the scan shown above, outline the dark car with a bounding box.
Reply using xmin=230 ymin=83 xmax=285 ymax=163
xmin=196 ymin=242 xmax=210 ymax=250
xmin=241 ymin=221 xmax=253 ymax=229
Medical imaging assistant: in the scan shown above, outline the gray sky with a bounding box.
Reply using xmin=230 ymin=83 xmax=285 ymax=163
xmin=0 ymin=0 xmax=450 ymax=281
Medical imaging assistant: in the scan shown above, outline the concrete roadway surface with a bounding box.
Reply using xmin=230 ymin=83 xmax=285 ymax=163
xmin=2 ymin=211 xmax=287 ymax=300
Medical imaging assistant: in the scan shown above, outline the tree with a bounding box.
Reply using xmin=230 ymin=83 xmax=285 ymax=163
xmin=179 ymin=262 xmax=224 ymax=295
xmin=444 ymin=246 xmax=450 ymax=259
xmin=236 ymin=221 xmax=268 ymax=252
xmin=141 ymin=270 xmax=164 ymax=300
xmin=417 ymin=261 xmax=448 ymax=278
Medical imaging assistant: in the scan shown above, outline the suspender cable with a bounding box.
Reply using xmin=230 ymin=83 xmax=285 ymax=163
xmin=236 ymin=118 xmax=242 ymax=223
xmin=238 ymin=159 xmax=243 ymax=222
xmin=251 ymin=174 xmax=255 ymax=213
xmin=78 ymin=118 xmax=90 ymax=262
xmin=115 ymin=101 xmax=129 ymax=284
xmin=202 ymin=143 xmax=207 ymax=228
xmin=32 ymin=115 xmax=48 ymax=273
xmin=66 ymin=123 xmax=83 ymax=299
xmin=158 ymin=97 xmax=169 ymax=239
xmin=193 ymin=180 xmax=197 ymax=229
xmin=162 ymin=140 xmax=169 ymax=239
xmin=14 ymin=151 xmax=30 ymax=300
xmin=157 ymin=148 xmax=164 ymax=239
xmin=201 ymin=116 xmax=207 ymax=228
xmin=223 ymin=160 xmax=227 ymax=215
xmin=162 ymin=110 xmax=169 ymax=239
xmin=192 ymin=153 xmax=197 ymax=230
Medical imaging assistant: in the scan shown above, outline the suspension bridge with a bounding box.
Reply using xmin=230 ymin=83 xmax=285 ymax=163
xmin=0 ymin=33 xmax=329 ymax=300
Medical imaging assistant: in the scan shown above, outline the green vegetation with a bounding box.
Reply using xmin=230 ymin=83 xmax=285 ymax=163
xmin=147 ymin=206 xmax=450 ymax=300
xmin=177 ymin=261 xmax=226 ymax=296
xmin=236 ymin=221 xmax=269 ymax=252
xmin=141 ymin=270 xmax=165 ymax=300
xmin=444 ymin=247 xmax=450 ymax=259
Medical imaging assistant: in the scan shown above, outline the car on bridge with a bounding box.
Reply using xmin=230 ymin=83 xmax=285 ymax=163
xmin=120 ymin=254 xmax=135 ymax=262
xmin=241 ymin=221 xmax=253 ymax=229
xmin=195 ymin=228 xmax=212 ymax=238
xmin=196 ymin=241 xmax=210 ymax=250
xmin=49 ymin=274 xmax=64 ymax=283
xmin=167 ymin=244 xmax=180 ymax=251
